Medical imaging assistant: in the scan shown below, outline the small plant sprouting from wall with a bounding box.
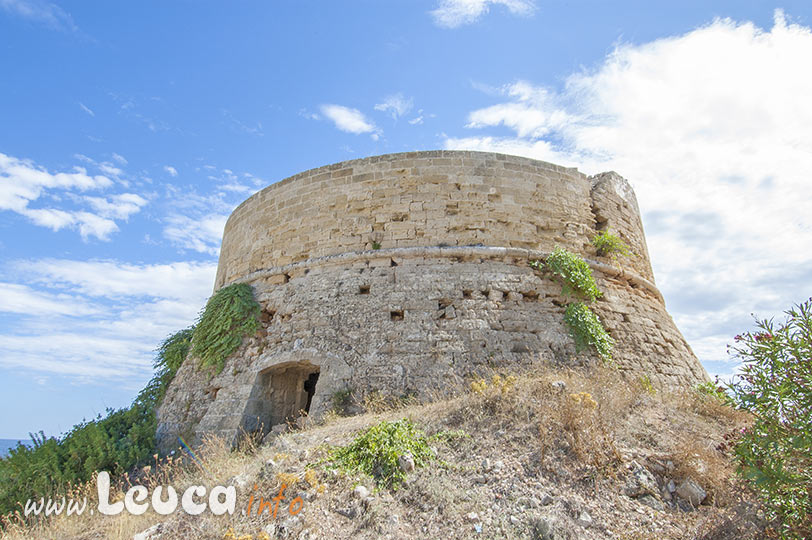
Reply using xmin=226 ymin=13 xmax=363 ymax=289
xmin=545 ymin=246 xmax=602 ymax=302
xmin=192 ymin=282 xmax=261 ymax=375
xmin=564 ymin=302 xmax=614 ymax=362
xmin=591 ymin=230 xmax=632 ymax=259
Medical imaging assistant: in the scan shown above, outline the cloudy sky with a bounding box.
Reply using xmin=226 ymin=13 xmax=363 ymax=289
xmin=1 ymin=1 xmax=810 ymax=439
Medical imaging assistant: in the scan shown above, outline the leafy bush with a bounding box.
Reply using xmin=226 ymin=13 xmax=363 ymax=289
xmin=192 ymin=283 xmax=260 ymax=375
xmin=728 ymin=298 xmax=812 ymax=538
xmin=564 ymin=302 xmax=614 ymax=362
xmin=0 ymin=328 xmax=191 ymax=517
xmin=591 ymin=230 xmax=632 ymax=258
xmin=545 ymin=247 xmax=602 ymax=302
xmin=695 ymin=379 xmax=733 ymax=406
xmin=326 ymin=419 xmax=435 ymax=489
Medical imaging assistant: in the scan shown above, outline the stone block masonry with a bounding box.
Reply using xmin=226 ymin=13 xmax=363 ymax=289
xmin=156 ymin=151 xmax=708 ymax=452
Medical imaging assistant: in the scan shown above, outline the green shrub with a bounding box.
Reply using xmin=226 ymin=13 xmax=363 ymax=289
xmin=591 ymin=230 xmax=632 ymax=258
xmin=545 ymin=247 xmax=602 ymax=302
xmin=0 ymin=328 xmax=191 ymax=517
xmin=326 ymin=419 xmax=435 ymax=489
xmin=695 ymin=379 xmax=734 ymax=406
xmin=564 ymin=302 xmax=614 ymax=362
xmin=192 ymin=283 xmax=260 ymax=375
xmin=728 ymin=298 xmax=812 ymax=538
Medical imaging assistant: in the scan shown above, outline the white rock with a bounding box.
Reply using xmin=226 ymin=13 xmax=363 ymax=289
xmin=230 ymin=472 xmax=250 ymax=488
xmin=398 ymin=452 xmax=415 ymax=473
xmin=576 ymin=510 xmax=593 ymax=527
xmin=353 ymin=485 xmax=370 ymax=499
xmin=676 ymin=478 xmax=707 ymax=506
xmin=133 ymin=524 xmax=162 ymax=540
xmin=509 ymin=515 xmax=521 ymax=525
xmin=467 ymin=511 xmax=480 ymax=522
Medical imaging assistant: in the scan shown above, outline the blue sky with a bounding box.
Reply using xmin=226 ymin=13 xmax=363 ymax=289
xmin=1 ymin=1 xmax=811 ymax=439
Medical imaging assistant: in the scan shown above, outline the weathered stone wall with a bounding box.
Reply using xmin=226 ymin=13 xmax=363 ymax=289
xmin=214 ymin=152 xmax=597 ymax=289
xmin=157 ymin=151 xmax=708 ymax=452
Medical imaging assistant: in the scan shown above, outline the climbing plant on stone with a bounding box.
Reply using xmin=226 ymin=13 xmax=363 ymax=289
xmin=192 ymin=282 xmax=261 ymax=375
xmin=564 ymin=302 xmax=614 ymax=362
xmin=533 ymin=247 xmax=614 ymax=363
xmin=545 ymin=246 xmax=602 ymax=302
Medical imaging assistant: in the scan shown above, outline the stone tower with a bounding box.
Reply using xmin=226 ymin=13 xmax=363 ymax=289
xmin=156 ymin=150 xmax=708 ymax=451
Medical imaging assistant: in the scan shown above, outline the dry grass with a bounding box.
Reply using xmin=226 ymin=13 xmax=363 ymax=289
xmin=1 ymin=364 xmax=765 ymax=540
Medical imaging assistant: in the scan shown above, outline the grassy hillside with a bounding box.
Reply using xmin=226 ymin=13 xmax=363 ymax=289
xmin=1 ymin=365 xmax=767 ymax=540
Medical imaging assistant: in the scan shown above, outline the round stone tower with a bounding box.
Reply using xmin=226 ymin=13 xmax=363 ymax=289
xmin=156 ymin=150 xmax=708 ymax=451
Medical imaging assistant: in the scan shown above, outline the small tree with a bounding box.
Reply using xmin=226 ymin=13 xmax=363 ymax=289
xmin=728 ymin=298 xmax=812 ymax=538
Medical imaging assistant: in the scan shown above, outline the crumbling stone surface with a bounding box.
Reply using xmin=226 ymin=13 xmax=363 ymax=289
xmin=156 ymin=151 xmax=708 ymax=453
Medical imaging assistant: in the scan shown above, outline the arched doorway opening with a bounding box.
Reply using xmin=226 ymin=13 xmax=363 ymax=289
xmin=257 ymin=362 xmax=320 ymax=429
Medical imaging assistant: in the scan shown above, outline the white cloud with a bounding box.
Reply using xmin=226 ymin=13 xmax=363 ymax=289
xmin=0 ymin=283 xmax=98 ymax=316
xmin=445 ymin=10 xmax=812 ymax=375
xmin=0 ymin=152 xmax=146 ymax=240
xmin=430 ymin=0 xmax=535 ymax=28
xmin=0 ymin=0 xmax=77 ymax=31
xmin=17 ymin=259 xmax=215 ymax=300
xmin=299 ymin=108 xmax=321 ymax=121
xmin=78 ymin=102 xmax=95 ymax=117
xmin=0 ymin=259 xmax=216 ymax=380
xmin=222 ymin=109 xmax=264 ymax=136
xmin=164 ymin=165 xmax=178 ymax=177
xmin=374 ymin=93 xmax=414 ymax=120
xmin=320 ymin=104 xmax=381 ymax=138
xmin=164 ymin=214 xmax=228 ymax=256
xmin=84 ymin=193 xmax=148 ymax=220
xmin=465 ymin=82 xmax=572 ymax=138
xmin=111 ymin=153 xmax=127 ymax=165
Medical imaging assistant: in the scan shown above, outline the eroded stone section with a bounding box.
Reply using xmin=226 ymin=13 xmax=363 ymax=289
xmin=157 ymin=151 xmax=708 ymax=452
xmin=590 ymin=171 xmax=654 ymax=282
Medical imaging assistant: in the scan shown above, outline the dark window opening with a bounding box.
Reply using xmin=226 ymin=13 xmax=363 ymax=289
xmin=303 ymin=372 xmax=319 ymax=414
xmin=462 ymin=290 xmax=472 ymax=299
xmin=359 ymin=285 xmax=370 ymax=295
xmin=390 ymin=310 xmax=404 ymax=321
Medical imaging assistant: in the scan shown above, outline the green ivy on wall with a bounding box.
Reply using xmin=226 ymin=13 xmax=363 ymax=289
xmin=191 ymin=282 xmax=261 ymax=375
xmin=532 ymin=247 xmax=614 ymax=362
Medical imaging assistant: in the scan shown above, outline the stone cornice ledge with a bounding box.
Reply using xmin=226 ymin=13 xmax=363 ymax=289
xmin=230 ymin=245 xmax=664 ymax=304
